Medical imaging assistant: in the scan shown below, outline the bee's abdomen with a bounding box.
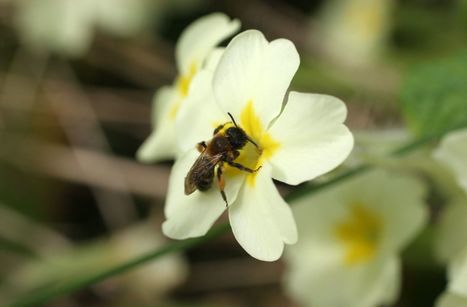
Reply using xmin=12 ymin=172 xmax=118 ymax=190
xmin=196 ymin=177 xmax=213 ymax=191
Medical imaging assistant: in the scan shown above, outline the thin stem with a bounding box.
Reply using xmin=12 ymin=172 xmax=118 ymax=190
xmin=8 ymin=123 xmax=467 ymax=307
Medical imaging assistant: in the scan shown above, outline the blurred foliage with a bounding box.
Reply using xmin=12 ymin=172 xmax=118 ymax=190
xmin=400 ymin=53 xmax=467 ymax=137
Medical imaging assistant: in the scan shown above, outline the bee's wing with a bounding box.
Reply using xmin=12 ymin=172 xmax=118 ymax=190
xmin=184 ymin=153 xmax=222 ymax=195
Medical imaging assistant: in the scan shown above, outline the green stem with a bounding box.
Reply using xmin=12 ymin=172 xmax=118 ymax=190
xmin=8 ymin=124 xmax=467 ymax=307
xmin=0 ymin=237 xmax=38 ymax=259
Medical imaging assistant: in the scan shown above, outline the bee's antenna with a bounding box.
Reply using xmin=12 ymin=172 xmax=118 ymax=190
xmin=227 ymin=112 xmax=238 ymax=128
xmin=227 ymin=112 xmax=260 ymax=149
xmin=247 ymin=137 xmax=260 ymax=149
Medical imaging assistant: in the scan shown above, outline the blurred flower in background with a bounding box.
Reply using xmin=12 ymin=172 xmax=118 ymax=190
xmin=436 ymin=200 xmax=467 ymax=264
xmin=12 ymin=0 xmax=208 ymax=58
xmin=434 ymin=129 xmax=467 ymax=195
xmin=434 ymin=129 xmax=467 ymax=307
xmin=437 ymin=292 xmax=467 ymax=307
xmin=285 ymin=170 xmax=427 ymax=307
xmin=436 ymin=250 xmax=467 ymax=307
xmin=137 ymin=13 xmax=240 ymax=162
xmin=313 ymin=0 xmax=393 ymax=67
xmin=14 ymin=0 xmax=158 ymax=57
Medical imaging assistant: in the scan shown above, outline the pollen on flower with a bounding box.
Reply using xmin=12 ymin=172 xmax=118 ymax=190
xmin=169 ymin=63 xmax=198 ymax=119
xmin=177 ymin=62 xmax=198 ymax=97
xmin=334 ymin=203 xmax=383 ymax=265
xmin=224 ymin=100 xmax=280 ymax=187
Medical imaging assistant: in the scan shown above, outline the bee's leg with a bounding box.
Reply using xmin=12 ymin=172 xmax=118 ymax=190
xmin=213 ymin=123 xmax=227 ymax=135
xmin=227 ymin=161 xmax=262 ymax=173
xmin=216 ymin=164 xmax=228 ymax=207
xmin=196 ymin=141 xmax=207 ymax=153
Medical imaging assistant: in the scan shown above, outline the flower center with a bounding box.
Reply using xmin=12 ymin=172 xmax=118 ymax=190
xmin=334 ymin=203 xmax=382 ymax=265
xmin=224 ymin=100 xmax=280 ymax=187
xmin=169 ymin=62 xmax=198 ymax=119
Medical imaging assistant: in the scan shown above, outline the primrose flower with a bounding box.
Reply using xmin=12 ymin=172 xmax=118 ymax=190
xmin=137 ymin=13 xmax=240 ymax=162
xmin=15 ymin=0 xmax=156 ymax=57
xmin=284 ymin=170 xmax=427 ymax=307
xmin=433 ymin=129 xmax=467 ymax=195
xmin=316 ymin=0 xmax=393 ymax=66
xmin=437 ymin=293 xmax=467 ymax=307
xmin=435 ymin=200 xmax=467 ymax=263
xmin=162 ymin=30 xmax=354 ymax=261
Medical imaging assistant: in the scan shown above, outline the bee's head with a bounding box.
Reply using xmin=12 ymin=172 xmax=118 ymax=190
xmin=225 ymin=127 xmax=248 ymax=149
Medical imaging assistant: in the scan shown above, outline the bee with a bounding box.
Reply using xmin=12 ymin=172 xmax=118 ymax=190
xmin=184 ymin=113 xmax=261 ymax=206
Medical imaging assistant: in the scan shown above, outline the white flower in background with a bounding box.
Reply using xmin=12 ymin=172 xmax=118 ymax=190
xmin=94 ymin=0 xmax=154 ymax=37
xmin=316 ymin=0 xmax=393 ymax=66
xmin=162 ymin=29 xmax=354 ymax=261
xmin=137 ymin=13 xmax=240 ymax=162
xmin=433 ymin=129 xmax=467 ymax=307
xmin=16 ymin=0 xmax=95 ymax=57
xmin=15 ymin=0 xmax=157 ymax=57
xmin=437 ymin=293 xmax=467 ymax=307
xmin=436 ymin=249 xmax=467 ymax=307
xmin=433 ymin=129 xmax=467 ymax=195
xmin=284 ymin=170 xmax=427 ymax=307
xmin=435 ymin=200 xmax=467 ymax=263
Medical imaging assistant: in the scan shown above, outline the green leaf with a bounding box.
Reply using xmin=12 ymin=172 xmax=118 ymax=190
xmin=400 ymin=53 xmax=467 ymax=136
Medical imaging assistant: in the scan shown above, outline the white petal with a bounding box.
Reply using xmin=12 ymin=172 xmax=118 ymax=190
xmin=136 ymin=129 xmax=175 ymax=162
xmin=228 ymin=164 xmax=297 ymax=261
xmin=205 ymin=48 xmax=225 ymax=72
xmin=449 ymin=249 xmax=467 ymax=297
xmin=436 ymin=292 xmax=467 ymax=307
xmin=175 ymin=71 xmax=229 ymax=153
xmin=338 ymin=170 xmax=427 ymax=254
xmin=436 ymin=200 xmax=467 ymax=263
xmin=268 ymin=92 xmax=354 ymax=185
xmin=96 ymin=0 xmax=149 ymax=36
xmin=213 ymin=30 xmax=300 ymax=127
xmin=151 ymin=86 xmax=177 ymax=127
xmin=434 ymin=129 xmax=467 ymax=193
xmin=162 ymin=150 xmax=244 ymax=239
xmin=285 ymin=250 xmax=400 ymax=307
xmin=17 ymin=0 xmax=95 ymax=57
xmin=136 ymin=86 xmax=178 ymax=162
xmin=289 ymin=169 xmax=427 ymax=257
xmin=175 ymin=13 xmax=240 ymax=74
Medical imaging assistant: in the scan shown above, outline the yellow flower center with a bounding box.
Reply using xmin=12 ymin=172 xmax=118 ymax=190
xmin=334 ymin=203 xmax=383 ymax=265
xmin=169 ymin=62 xmax=198 ymax=120
xmin=224 ymin=100 xmax=280 ymax=187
